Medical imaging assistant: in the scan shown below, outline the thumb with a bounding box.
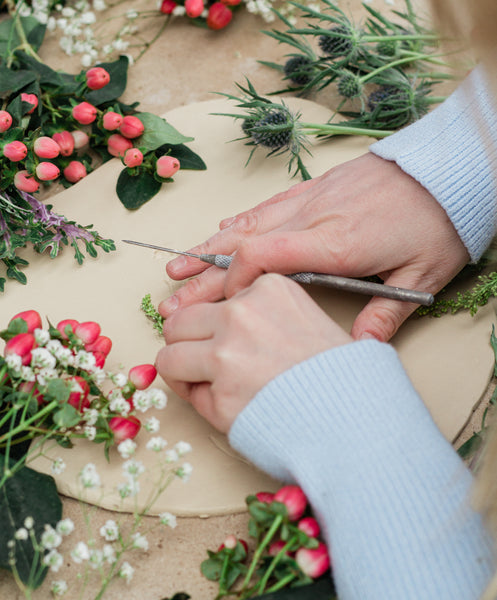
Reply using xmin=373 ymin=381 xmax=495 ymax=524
xmin=350 ymin=273 xmax=425 ymax=342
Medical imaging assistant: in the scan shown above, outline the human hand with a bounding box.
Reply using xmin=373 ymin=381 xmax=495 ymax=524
xmin=156 ymin=274 xmax=352 ymax=433
xmin=160 ymin=152 xmax=469 ymax=341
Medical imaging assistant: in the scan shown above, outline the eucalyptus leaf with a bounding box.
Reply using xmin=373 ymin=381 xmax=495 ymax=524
xmin=46 ymin=379 xmax=71 ymax=404
xmin=138 ymin=112 xmax=193 ymax=150
xmin=85 ymin=55 xmax=129 ymax=105
xmin=156 ymin=143 xmax=207 ymax=171
xmin=0 ymin=464 xmax=62 ymax=588
xmin=116 ymin=169 xmax=162 ymax=210
xmin=53 ymin=403 xmax=81 ymax=428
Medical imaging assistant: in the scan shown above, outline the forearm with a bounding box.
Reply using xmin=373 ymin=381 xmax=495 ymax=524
xmin=371 ymin=67 xmax=497 ymax=262
xmin=229 ymin=340 xmax=495 ymax=599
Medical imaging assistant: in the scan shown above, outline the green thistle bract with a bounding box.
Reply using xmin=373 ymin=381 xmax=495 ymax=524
xmin=375 ymin=39 xmax=399 ymax=57
xmin=337 ymin=71 xmax=363 ymax=98
xmin=318 ymin=25 xmax=354 ymax=58
xmin=366 ymin=81 xmax=431 ymax=128
xmin=283 ymin=56 xmax=315 ymax=86
xmin=251 ymin=110 xmax=294 ymax=150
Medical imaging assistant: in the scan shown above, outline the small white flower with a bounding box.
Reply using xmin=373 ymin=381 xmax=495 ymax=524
xmin=83 ymin=408 xmax=99 ymax=426
xmin=131 ymin=532 xmax=148 ymax=551
xmin=61 ymin=6 xmax=76 ymax=16
xmin=36 ymin=367 xmax=58 ymax=386
xmin=56 ymin=519 xmax=74 ymax=536
xmin=46 ymin=339 xmax=63 ymax=355
xmin=51 ymin=457 xmax=66 ymax=475
xmin=174 ymin=441 xmax=192 ymax=456
xmin=122 ymin=459 xmax=145 ymax=479
xmin=144 ymin=416 xmax=160 ymax=433
xmin=119 ymin=561 xmax=134 ymax=583
xmin=51 ymin=579 xmax=68 ymax=596
xmin=93 ymin=0 xmax=107 ymax=11
xmin=71 ymin=541 xmax=90 ymax=563
xmin=100 ymin=520 xmax=119 ymax=542
xmin=47 ymin=15 xmax=57 ymax=30
xmin=164 ymin=449 xmax=179 ymax=463
xmin=90 ymin=367 xmax=106 ymax=385
xmin=172 ymin=5 xmax=185 ymax=15
xmin=89 ymin=548 xmax=104 ymax=569
xmin=5 ymin=354 xmax=22 ymax=371
xmin=54 ymin=346 xmax=74 ymax=367
xmin=14 ymin=528 xmax=28 ymax=540
xmin=31 ymin=348 xmax=57 ymax=369
xmin=79 ymin=463 xmax=101 ymax=488
xmin=84 ymin=426 xmax=96 ymax=441
xmin=24 ymin=517 xmax=34 ymax=530
xmin=80 ymin=10 xmax=96 ymax=23
xmin=41 ymin=525 xmax=62 ymax=550
xmin=109 ymin=396 xmax=130 ymax=416
xmin=159 ymin=512 xmax=177 ymax=528
xmin=132 ymin=390 xmax=151 ymax=412
xmin=117 ymin=479 xmax=140 ymax=498
xmin=148 ymin=388 xmax=167 ymax=410
xmin=34 ymin=328 xmax=50 ymax=346
xmin=112 ymin=38 xmax=129 ymax=51
xmin=117 ymin=439 xmax=137 ymax=459
xmin=110 ymin=373 xmax=127 ymax=387
xmin=18 ymin=4 xmax=32 ymax=16
xmin=126 ymin=9 xmax=138 ymax=18
xmin=43 ymin=549 xmax=63 ymax=572
xmin=103 ymin=544 xmax=117 ymax=564
xmin=146 ymin=436 xmax=167 ymax=452
xmin=176 ymin=462 xmax=193 ymax=482
xmin=20 ymin=366 xmax=36 ymax=382
xmin=74 ymin=350 xmax=96 ymax=371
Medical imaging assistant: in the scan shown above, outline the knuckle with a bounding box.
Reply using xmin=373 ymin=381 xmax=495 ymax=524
xmin=231 ymin=211 xmax=260 ymax=236
xmin=178 ymin=275 xmax=206 ymax=302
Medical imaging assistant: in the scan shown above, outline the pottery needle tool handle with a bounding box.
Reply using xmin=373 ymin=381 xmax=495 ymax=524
xmin=122 ymin=239 xmax=434 ymax=306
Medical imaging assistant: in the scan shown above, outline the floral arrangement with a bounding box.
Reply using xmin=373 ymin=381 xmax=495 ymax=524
xmin=0 ymin=308 xmax=193 ymax=597
xmin=202 ymin=485 xmax=334 ymax=599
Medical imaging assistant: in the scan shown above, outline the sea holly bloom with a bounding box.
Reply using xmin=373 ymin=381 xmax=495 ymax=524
xmin=207 ymin=2 xmax=232 ymax=29
xmin=53 ymin=131 xmax=75 ymax=156
xmin=185 ymin=0 xmax=204 ymax=17
xmin=21 ymin=92 xmax=38 ymax=114
xmin=160 ymin=0 xmax=177 ymax=13
xmin=34 ymin=136 xmax=60 ymax=159
xmin=5 ymin=333 xmax=36 ymax=366
xmin=36 ymin=162 xmax=60 ymax=181
xmin=298 ymin=516 xmax=320 ymax=538
xmin=63 ymin=160 xmax=87 ymax=183
xmin=274 ymin=485 xmax=307 ymax=521
xmin=156 ymin=155 xmax=180 ymax=178
xmin=102 ymin=111 xmax=123 ymax=131
xmin=295 ymin=542 xmax=331 ymax=578
xmin=110 ymin=415 xmax=141 ymax=444
xmin=119 ymin=115 xmax=144 ymax=139
xmin=128 ymin=364 xmax=157 ymax=390
xmin=71 ymin=129 xmax=89 ymax=149
xmin=3 ymin=140 xmax=28 ymax=161
xmin=75 ymin=321 xmax=101 ymax=344
xmin=123 ymin=148 xmax=143 ymax=167
xmin=10 ymin=310 xmax=42 ymax=333
xmin=107 ymin=133 xmax=133 ymax=157
xmin=85 ymin=66 xmax=110 ymax=90
xmin=0 ymin=110 xmax=12 ymax=132
xmin=72 ymin=101 xmax=97 ymax=125
xmin=14 ymin=170 xmax=39 ymax=193
xmin=56 ymin=318 xmax=79 ymax=339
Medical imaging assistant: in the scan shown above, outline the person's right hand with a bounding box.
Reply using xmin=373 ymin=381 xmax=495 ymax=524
xmin=160 ymin=152 xmax=470 ymax=341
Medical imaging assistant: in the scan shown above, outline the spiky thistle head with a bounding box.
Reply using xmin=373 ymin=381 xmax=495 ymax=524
xmin=366 ymin=80 xmax=432 ymax=128
xmin=318 ymin=24 xmax=356 ymax=58
xmin=283 ymin=55 xmax=316 ymax=86
xmin=337 ymin=71 xmax=363 ymax=99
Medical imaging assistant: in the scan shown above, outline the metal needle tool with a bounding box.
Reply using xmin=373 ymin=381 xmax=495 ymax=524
xmin=122 ymin=239 xmax=434 ymax=306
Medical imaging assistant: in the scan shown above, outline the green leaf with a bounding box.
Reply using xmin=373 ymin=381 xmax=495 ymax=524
xmin=53 ymin=404 xmax=81 ymax=428
xmin=457 ymin=431 xmax=484 ymax=460
xmin=14 ymin=52 xmax=79 ymax=94
xmin=257 ymin=577 xmax=336 ymax=599
xmin=0 ymin=65 xmax=37 ymax=97
xmin=0 ymin=464 xmax=62 ymax=588
xmin=45 ymin=379 xmax=71 ymax=404
xmin=138 ymin=113 xmax=193 ymax=150
xmin=156 ymin=143 xmax=207 ymax=171
xmin=491 ymin=325 xmax=497 ymax=377
xmin=84 ymin=56 xmax=129 ymax=105
xmin=200 ymin=557 xmax=223 ymax=581
xmin=0 ymin=17 xmax=45 ymax=56
xmin=116 ymin=169 xmax=162 ymax=210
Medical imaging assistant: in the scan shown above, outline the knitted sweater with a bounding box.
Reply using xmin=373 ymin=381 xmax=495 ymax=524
xmin=229 ymin=67 xmax=497 ymax=599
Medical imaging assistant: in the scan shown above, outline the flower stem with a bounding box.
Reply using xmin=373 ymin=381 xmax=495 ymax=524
xmin=5 ymin=0 xmax=44 ymax=64
xmin=265 ymin=572 xmax=298 ymax=593
xmin=0 ymin=399 xmax=59 ymax=445
xmin=300 ymin=122 xmax=392 ymax=138
xmin=256 ymin=536 xmax=297 ymax=595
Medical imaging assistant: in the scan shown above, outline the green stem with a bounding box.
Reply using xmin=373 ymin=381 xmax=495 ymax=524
xmin=5 ymin=0 xmax=44 ymax=63
xmin=300 ymin=122 xmax=392 ymax=138
xmin=360 ymin=53 xmax=447 ymax=84
xmin=264 ymin=572 xmax=297 ymax=593
xmin=217 ymin=551 xmax=233 ymax=597
xmin=134 ymin=14 xmax=171 ymax=62
xmin=0 ymin=399 xmax=59 ymax=445
xmin=256 ymin=536 xmax=297 ymax=595
xmin=362 ymin=33 xmax=439 ymax=43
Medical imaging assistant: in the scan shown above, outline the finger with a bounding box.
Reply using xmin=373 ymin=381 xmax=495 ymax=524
xmin=350 ymin=271 xmax=428 ymax=342
xmin=162 ymin=303 xmax=218 ymax=344
xmin=159 ymin=266 xmax=227 ymax=318
xmin=156 ymin=340 xmax=214 ymax=383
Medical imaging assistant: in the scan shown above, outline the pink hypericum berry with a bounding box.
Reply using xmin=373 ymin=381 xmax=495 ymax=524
xmin=68 ymin=375 xmax=91 ymax=412
xmin=53 ymin=131 xmax=75 ymax=156
xmin=221 ymin=0 xmax=241 ymax=5
xmin=109 ymin=415 xmax=141 ymax=443
xmin=218 ymin=536 xmax=248 ymax=553
xmin=56 ymin=318 xmax=79 ymax=339
xmin=74 ymin=321 xmax=101 ymax=345
xmin=14 ymin=170 xmax=39 ymax=193
xmin=268 ymin=540 xmax=293 ymax=557
xmin=256 ymin=491 xmax=275 ymax=503
xmin=3 ymin=141 xmax=28 ymax=161
xmin=72 ymin=102 xmax=97 ymax=125
xmin=63 ymin=160 xmax=87 ymax=183
xmin=298 ymin=517 xmax=320 ymax=538
xmin=207 ymin=2 xmax=232 ymax=29
xmin=185 ymin=0 xmax=204 ymax=17
xmin=128 ymin=364 xmax=157 ymax=390
xmin=19 ymin=381 xmax=45 ymax=405
xmin=274 ymin=485 xmax=307 ymax=521
xmin=160 ymin=0 xmax=177 ymax=13
xmin=295 ymin=542 xmax=331 ymax=579
xmin=85 ymin=66 xmax=110 ymax=90
xmin=119 ymin=115 xmax=144 ymax=139
xmin=34 ymin=136 xmax=60 ymax=159
xmin=21 ymin=93 xmax=38 ymax=114
xmin=4 ymin=333 xmax=36 ymax=366
xmin=156 ymin=155 xmax=180 ymax=178
xmin=123 ymin=148 xmax=143 ymax=168
xmin=35 ymin=162 xmax=60 ymax=181
xmin=71 ymin=130 xmax=90 ymax=149
xmin=10 ymin=310 xmax=42 ymax=334
xmin=102 ymin=111 xmax=123 ymax=131
xmin=0 ymin=110 xmax=12 ymax=132
xmin=107 ymin=133 xmax=133 ymax=158
xmin=84 ymin=335 xmax=112 ymax=356
xmin=93 ymin=351 xmax=107 ymax=368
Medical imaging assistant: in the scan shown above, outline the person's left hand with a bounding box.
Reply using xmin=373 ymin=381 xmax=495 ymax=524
xmin=156 ymin=273 xmax=353 ymax=433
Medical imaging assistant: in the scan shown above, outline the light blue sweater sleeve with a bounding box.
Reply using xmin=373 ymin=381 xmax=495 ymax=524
xmin=371 ymin=67 xmax=497 ymax=262
xmin=229 ymin=340 xmax=495 ymax=598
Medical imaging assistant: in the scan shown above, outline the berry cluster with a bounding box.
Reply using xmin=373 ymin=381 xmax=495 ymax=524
xmin=160 ymin=0 xmax=241 ymax=31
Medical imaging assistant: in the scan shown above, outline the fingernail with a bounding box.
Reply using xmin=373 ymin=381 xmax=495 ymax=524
xmin=359 ymin=331 xmax=378 ymax=340
xmin=170 ymin=256 xmax=187 ymax=270
xmin=161 ymin=295 xmax=179 ymax=314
